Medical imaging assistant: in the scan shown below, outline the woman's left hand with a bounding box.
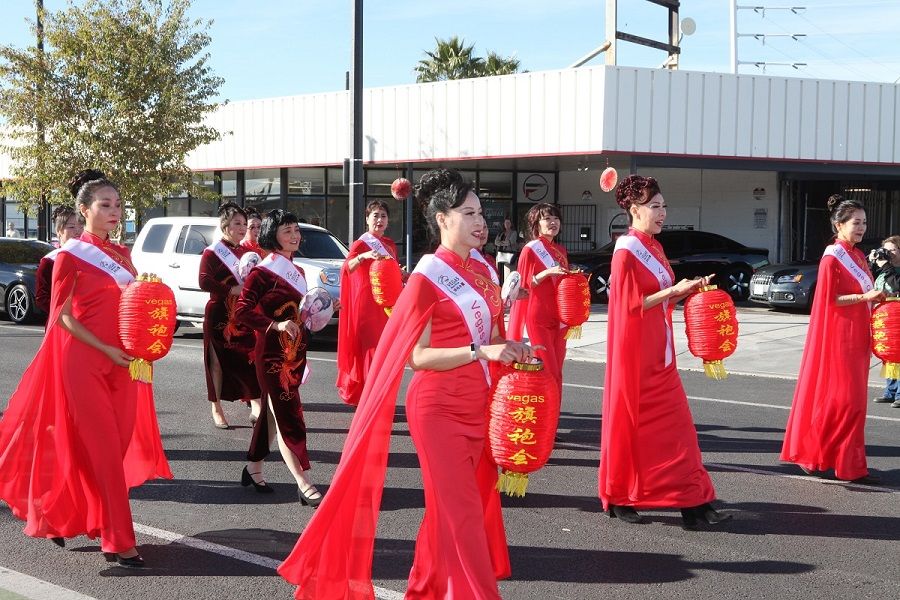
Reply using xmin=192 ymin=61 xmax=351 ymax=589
xmin=478 ymin=341 xmax=543 ymax=365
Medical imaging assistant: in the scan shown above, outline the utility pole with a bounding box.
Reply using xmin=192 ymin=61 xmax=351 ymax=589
xmin=36 ymin=0 xmax=48 ymax=241
xmin=347 ymin=0 xmax=364 ymax=244
xmin=731 ymin=2 xmax=807 ymax=74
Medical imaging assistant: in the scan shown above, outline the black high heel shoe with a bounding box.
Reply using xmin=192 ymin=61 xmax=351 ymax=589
xmin=50 ymin=537 xmax=65 ymax=548
xmin=115 ymin=553 xmax=146 ymax=569
xmin=241 ymin=466 xmax=274 ymax=494
xmin=607 ymin=504 xmax=644 ymax=524
xmin=681 ymin=503 xmax=732 ymax=530
xmin=298 ymin=483 xmax=323 ymax=507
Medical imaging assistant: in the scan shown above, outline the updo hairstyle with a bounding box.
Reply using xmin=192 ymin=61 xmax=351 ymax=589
xmin=68 ymin=169 xmax=118 ymax=223
xmin=51 ymin=204 xmax=78 ymax=234
xmin=365 ymin=199 xmax=390 ymax=218
xmin=258 ymin=209 xmax=300 ymax=252
xmin=414 ymin=168 xmax=474 ymax=242
xmin=615 ymin=175 xmax=661 ymax=224
xmin=526 ymin=203 xmax=562 ymax=240
xmin=826 ymin=194 xmax=864 ymax=232
xmin=244 ymin=206 xmax=262 ymax=222
xmin=217 ymin=201 xmax=247 ymax=233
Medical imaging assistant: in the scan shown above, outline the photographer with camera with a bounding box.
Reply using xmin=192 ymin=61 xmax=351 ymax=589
xmin=869 ymin=236 xmax=900 ymax=407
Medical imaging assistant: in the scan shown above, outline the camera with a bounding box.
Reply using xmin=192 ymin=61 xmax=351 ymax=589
xmin=873 ymin=247 xmax=890 ymax=261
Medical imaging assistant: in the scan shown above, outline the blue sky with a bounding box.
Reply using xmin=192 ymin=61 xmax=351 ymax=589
xmin=2 ymin=1 xmax=899 ymax=102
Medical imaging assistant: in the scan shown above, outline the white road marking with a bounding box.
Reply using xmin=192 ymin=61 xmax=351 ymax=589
xmin=0 ymin=566 xmax=97 ymax=600
xmin=708 ymin=462 xmax=898 ymax=494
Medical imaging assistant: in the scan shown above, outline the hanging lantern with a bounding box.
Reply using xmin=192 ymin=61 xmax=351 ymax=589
xmin=390 ymin=177 xmax=411 ymax=200
xmin=871 ymin=298 xmax=900 ymax=379
xmin=119 ymin=274 xmax=177 ymax=383
xmin=600 ymin=167 xmax=618 ymax=193
xmin=683 ymin=285 xmax=738 ymax=380
xmin=488 ymin=360 xmax=561 ymax=497
xmin=557 ymin=272 xmax=591 ymax=339
xmin=369 ymin=257 xmax=404 ymax=316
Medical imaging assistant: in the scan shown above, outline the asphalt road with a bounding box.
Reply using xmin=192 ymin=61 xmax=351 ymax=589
xmin=0 ymin=319 xmax=898 ymax=600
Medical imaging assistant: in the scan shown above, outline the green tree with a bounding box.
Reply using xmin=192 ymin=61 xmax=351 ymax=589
xmin=0 ymin=0 xmax=223 ymax=221
xmin=414 ymin=36 xmax=520 ymax=83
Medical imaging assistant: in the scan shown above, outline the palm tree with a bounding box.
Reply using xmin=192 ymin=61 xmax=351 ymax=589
xmin=482 ymin=51 xmax=520 ymax=76
xmin=414 ymin=36 xmax=484 ymax=83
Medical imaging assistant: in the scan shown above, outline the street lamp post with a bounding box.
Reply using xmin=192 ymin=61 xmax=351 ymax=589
xmin=348 ymin=0 xmax=364 ymax=244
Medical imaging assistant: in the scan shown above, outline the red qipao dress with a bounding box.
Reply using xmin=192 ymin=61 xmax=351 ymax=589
xmin=278 ymin=246 xmax=510 ymax=600
xmin=0 ymin=232 xmax=171 ymax=552
xmin=599 ymin=228 xmax=716 ymax=510
xmin=199 ymin=240 xmax=260 ymax=403
xmin=35 ymin=247 xmax=60 ymax=315
xmin=336 ymin=233 xmax=399 ymax=406
xmin=507 ymin=237 xmax=569 ymax=388
xmin=781 ymin=240 xmax=874 ymax=480
xmin=240 ymin=238 xmax=269 ymax=259
xmin=234 ymin=254 xmax=313 ymax=468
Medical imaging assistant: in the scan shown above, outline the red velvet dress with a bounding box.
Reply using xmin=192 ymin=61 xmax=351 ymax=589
xmin=234 ymin=258 xmax=311 ymax=468
xmin=336 ymin=235 xmax=399 ymax=406
xmin=0 ymin=232 xmax=172 ymax=553
xmin=599 ymin=229 xmax=716 ymax=510
xmin=781 ymin=240 xmax=873 ymax=480
xmin=507 ymin=237 xmax=569 ymax=389
xmin=199 ymin=241 xmax=260 ymax=403
xmin=278 ymin=246 xmax=510 ymax=600
xmin=35 ymin=254 xmax=55 ymax=315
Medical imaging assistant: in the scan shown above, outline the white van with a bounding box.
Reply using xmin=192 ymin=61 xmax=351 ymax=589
xmin=131 ymin=216 xmax=346 ymax=325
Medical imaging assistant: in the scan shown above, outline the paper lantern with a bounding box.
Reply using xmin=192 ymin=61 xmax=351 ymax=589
xmin=119 ymin=274 xmax=177 ymax=382
xmin=488 ymin=360 xmax=561 ymax=497
xmin=390 ymin=177 xmax=411 ymax=200
xmin=557 ymin=272 xmax=591 ymax=339
xmin=600 ymin=167 xmax=618 ymax=193
xmin=684 ymin=286 xmax=738 ymax=380
xmin=369 ymin=257 xmax=403 ymax=315
xmin=871 ymin=298 xmax=900 ymax=379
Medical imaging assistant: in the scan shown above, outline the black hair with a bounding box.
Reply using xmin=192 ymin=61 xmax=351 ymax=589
xmin=615 ymin=175 xmax=662 ymax=225
xmin=526 ymin=202 xmax=562 ymax=240
xmin=51 ymin=205 xmax=78 ymax=233
xmin=67 ymin=169 xmax=107 ymax=199
xmin=244 ymin=207 xmax=262 ymax=221
xmin=413 ymin=168 xmax=474 ymax=243
xmin=259 ymin=209 xmax=300 ymax=251
xmin=365 ymin=199 xmax=390 ymax=218
xmin=217 ymin=201 xmax=247 ymax=233
xmin=827 ymin=194 xmax=865 ymax=233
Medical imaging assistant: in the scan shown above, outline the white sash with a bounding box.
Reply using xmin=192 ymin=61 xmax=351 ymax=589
xmin=60 ymin=239 xmax=135 ymax=287
xmin=209 ymin=240 xmax=242 ymax=283
xmin=44 ymin=248 xmax=62 ymax=261
xmin=470 ymin=249 xmax=500 ymax=286
xmin=613 ymin=234 xmax=675 ymax=367
xmin=359 ymin=232 xmax=392 ymax=259
xmin=824 ymin=244 xmax=874 ymax=294
xmin=258 ymin=253 xmax=311 ymax=385
xmin=525 ymin=239 xmax=558 ymax=270
xmin=414 ymin=254 xmax=493 ymax=384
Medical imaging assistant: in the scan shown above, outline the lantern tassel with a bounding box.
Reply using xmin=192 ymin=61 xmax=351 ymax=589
xmin=496 ymin=470 xmax=530 ymax=497
xmin=128 ymin=358 xmax=153 ymax=383
xmin=881 ymin=361 xmax=900 ymax=380
xmin=564 ymin=325 xmax=582 ymax=340
xmin=703 ymin=360 xmax=728 ymax=380
xmin=384 ymin=307 xmax=392 ymax=317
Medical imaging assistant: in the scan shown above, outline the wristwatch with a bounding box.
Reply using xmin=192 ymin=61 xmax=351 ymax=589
xmin=470 ymin=342 xmax=478 ymax=362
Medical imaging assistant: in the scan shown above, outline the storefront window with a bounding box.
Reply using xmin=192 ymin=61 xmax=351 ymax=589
xmin=365 ymin=169 xmax=398 ymax=196
xmin=478 ymin=172 xmax=513 ymax=199
xmin=245 ymin=196 xmax=282 ymax=217
xmin=288 ymin=168 xmax=325 ymax=196
xmin=192 ymin=195 xmax=219 ymax=217
xmin=327 ymin=196 xmax=349 ymax=243
xmin=287 ymin=196 xmax=327 ymax=228
xmin=193 ymin=171 xmax=216 ymax=192
xmin=166 ymin=197 xmax=189 ymax=216
xmin=220 ymin=171 xmax=237 ymax=197
xmin=327 ymin=168 xmax=348 ymax=195
xmin=245 ymin=168 xmax=280 ymax=201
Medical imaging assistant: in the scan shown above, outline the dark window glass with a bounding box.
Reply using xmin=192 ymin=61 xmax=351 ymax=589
xmin=295 ymin=228 xmax=348 ymax=260
xmin=221 ymin=171 xmax=237 ymax=197
xmin=288 ymin=168 xmax=325 ymax=195
xmin=245 ymin=169 xmax=280 ymax=199
xmin=167 ymin=197 xmax=189 ymax=217
xmin=327 ymin=168 xmax=347 ymax=194
xmin=141 ymin=224 xmax=172 ymax=253
xmin=327 ymin=195 xmax=349 ymax=244
xmin=286 ymin=196 xmax=326 ymax=228
xmin=478 ymin=172 xmax=513 ymax=199
xmin=175 ymin=225 xmax=215 ymax=255
xmin=0 ymin=239 xmax=53 ymax=264
xmin=245 ymin=196 xmax=282 ymax=216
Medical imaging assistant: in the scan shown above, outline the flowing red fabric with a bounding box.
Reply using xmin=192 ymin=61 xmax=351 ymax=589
xmin=336 ymin=236 xmax=398 ymax=406
xmin=599 ymin=229 xmax=716 ymax=509
xmin=780 ymin=240 xmax=872 ymax=480
xmin=279 ymin=248 xmax=509 ymax=600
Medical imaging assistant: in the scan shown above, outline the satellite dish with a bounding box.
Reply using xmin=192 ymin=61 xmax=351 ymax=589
xmin=681 ymin=17 xmax=697 ymax=36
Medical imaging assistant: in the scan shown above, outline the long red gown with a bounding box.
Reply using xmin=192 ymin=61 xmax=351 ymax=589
xmin=336 ymin=235 xmax=399 ymax=406
xmin=507 ymin=237 xmax=569 ymax=388
xmin=35 ymin=251 xmax=57 ymax=315
xmin=278 ymin=246 xmax=510 ymax=600
xmin=599 ymin=228 xmax=716 ymax=510
xmin=0 ymin=232 xmax=172 ymax=553
xmin=781 ymin=240 xmax=873 ymax=480
xmin=199 ymin=241 xmax=260 ymax=403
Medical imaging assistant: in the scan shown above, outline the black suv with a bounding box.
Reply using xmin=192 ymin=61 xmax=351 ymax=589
xmin=0 ymin=238 xmax=53 ymax=324
xmin=568 ymin=230 xmax=770 ymax=303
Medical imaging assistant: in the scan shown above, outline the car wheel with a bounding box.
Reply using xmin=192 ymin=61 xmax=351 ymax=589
xmin=7 ymin=284 xmax=34 ymax=324
xmin=590 ymin=271 xmax=609 ymax=303
xmin=724 ymin=266 xmax=752 ymax=301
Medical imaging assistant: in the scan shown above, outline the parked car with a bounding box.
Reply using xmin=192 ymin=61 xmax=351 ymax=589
xmin=568 ymin=230 xmax=770 ymax=303
xmin=0 ymin=238 xmax=53 ymax=324
xmin=131 ymin=217 xmax=347 ymax=325
xmin=748 ymin=262 xmax=819 ymax=311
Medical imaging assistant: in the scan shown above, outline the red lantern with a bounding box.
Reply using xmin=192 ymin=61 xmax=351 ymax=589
xmin=557 ymin=272 xmax=591 ymax=339
xmin=119 ymin=274 xmax=177 ymax=382
xmin=600 ymin=167 xmax=618 ymax=193
xmin=390 ymin=177 xmax=411 ymax=200
xmin=871 ymin=299 xmax=900 ymax=379
xmin=369 ymin=258 xmax=404 ymax=316
xmin=488 ymin=360 xmax=561 ymax=497
xmin=683 ymin=286 xmax=738 ymax=380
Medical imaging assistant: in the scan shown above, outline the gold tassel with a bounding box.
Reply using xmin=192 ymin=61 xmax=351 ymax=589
xmin=384 ymin=307 xmax=392 ymax=317
xmin=495 ymin=470 xmax=530 ymax=497
xmin=128 ymin=358 xmax=153 ymax=383
xmin=703 ymin=360 xmax=727 ymax=380
xmin=881 ymin=362 xmax=900 ymax=380
xmin=564 ymin=325 xmax=582 ymax=340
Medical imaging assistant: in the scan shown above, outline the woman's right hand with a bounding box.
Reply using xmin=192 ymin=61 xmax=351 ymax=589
xmin=671 ymin=278 xmax=703 ymax=297
xmin=537 ymin=266 xmax=567 ymax=282
xmin=276 ymin=319 xmax=301 ymax=339
xmin=361 ymin=250 xmax=381 ymax=261
xmin=862 ymin=289 xmax=887 ymax=302
xmin=477 ymin=341 xmax=543 ymax=365
xmin=105 ymin=345 xmax=134 ymax=368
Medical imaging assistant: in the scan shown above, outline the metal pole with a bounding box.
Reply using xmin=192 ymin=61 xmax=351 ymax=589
xmin=729 ymin=0 xmax=738 ymax=74
xmin=36 ymin=0 xmax=48 ymax=241
xmin=605 ymin=0 xmax=617 ymax=66
xmin=348 ymin=0 xmax=364 ymax=243
xmin=405 ymin=163 xmax=413 ymax=271
xmin=668 ymin=3 xmax=679 ymax=69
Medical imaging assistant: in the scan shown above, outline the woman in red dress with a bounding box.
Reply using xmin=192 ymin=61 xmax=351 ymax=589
xmin=240 ymin=206 xmax=269 ymax=259
xmin=507 ymin=203 xmax=569 ymax=390
xmin=199 ymin=202 xmax=261 ymax=428
xmin=35 ymin=204 xmax=84 ymax=315
xmin=781 ymin=195 xmax=884 ymax=483
xmin=278 ymin=168 xmax=533 ymax=599
xmin=0 ymin=173 xmax=171 ymax=567
xmin=600 ymin=175 xmax=731 ymax=530
xmin=336 ymin=199 xmax=400 ymax=406
xmin=234 ymin=209 xmax=325 ymax=505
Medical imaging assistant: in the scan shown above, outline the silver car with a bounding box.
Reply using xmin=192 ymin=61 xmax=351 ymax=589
xmin=749 ymin=262 xmax=819 ymax=311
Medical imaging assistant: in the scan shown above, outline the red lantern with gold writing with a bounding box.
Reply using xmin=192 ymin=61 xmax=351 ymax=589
xmin=557 ymin=272 xmax=591 ymax=340
xmin=119 ymin=274 xmax=177 ymax=383
xmin=488 ymin=360 xmax=561 ymax=497
xmin=871 ymin=298 xmax=900 ymax=379
xmin=369 ymin=257 xmax=404 ymax=316
xmin=684 ymin=286 xmax=738 ymax=380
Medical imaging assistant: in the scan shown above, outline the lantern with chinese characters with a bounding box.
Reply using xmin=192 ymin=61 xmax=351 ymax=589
xmin=871 ymin=298 xmax=900 ymax=379
xmin=557 ymin=272 xmax=591 ymax=339
xmin=119 ymin=274 xmax=177 ymax=382
xmin=488 ymin=360 xmax=561 ymax=497
xmin=369 ymin=257 xmax=404 ymax=316
xmin=390 ymin=177 xmax=411 ymax=200
xmin=683 ymin=286 xmax=738 ymax=380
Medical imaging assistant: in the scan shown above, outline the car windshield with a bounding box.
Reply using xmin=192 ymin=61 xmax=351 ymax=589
xmin=0 ymin=240 xmax=52 ymax=264
xmin=295 ymin=229 xmax=348 ymax=260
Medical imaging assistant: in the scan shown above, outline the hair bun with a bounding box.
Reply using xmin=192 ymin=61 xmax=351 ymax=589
xmin=826 ymin=194 xmax=844 ymax=213
xmin=68 ymin=169 xmax=107 ymax=199
xmin=218 ymin=201 xmax=242 ymax=217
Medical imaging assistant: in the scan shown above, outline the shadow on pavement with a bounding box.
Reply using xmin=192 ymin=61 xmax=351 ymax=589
xmin=714 ymin=501 xmax=900 ymax=541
